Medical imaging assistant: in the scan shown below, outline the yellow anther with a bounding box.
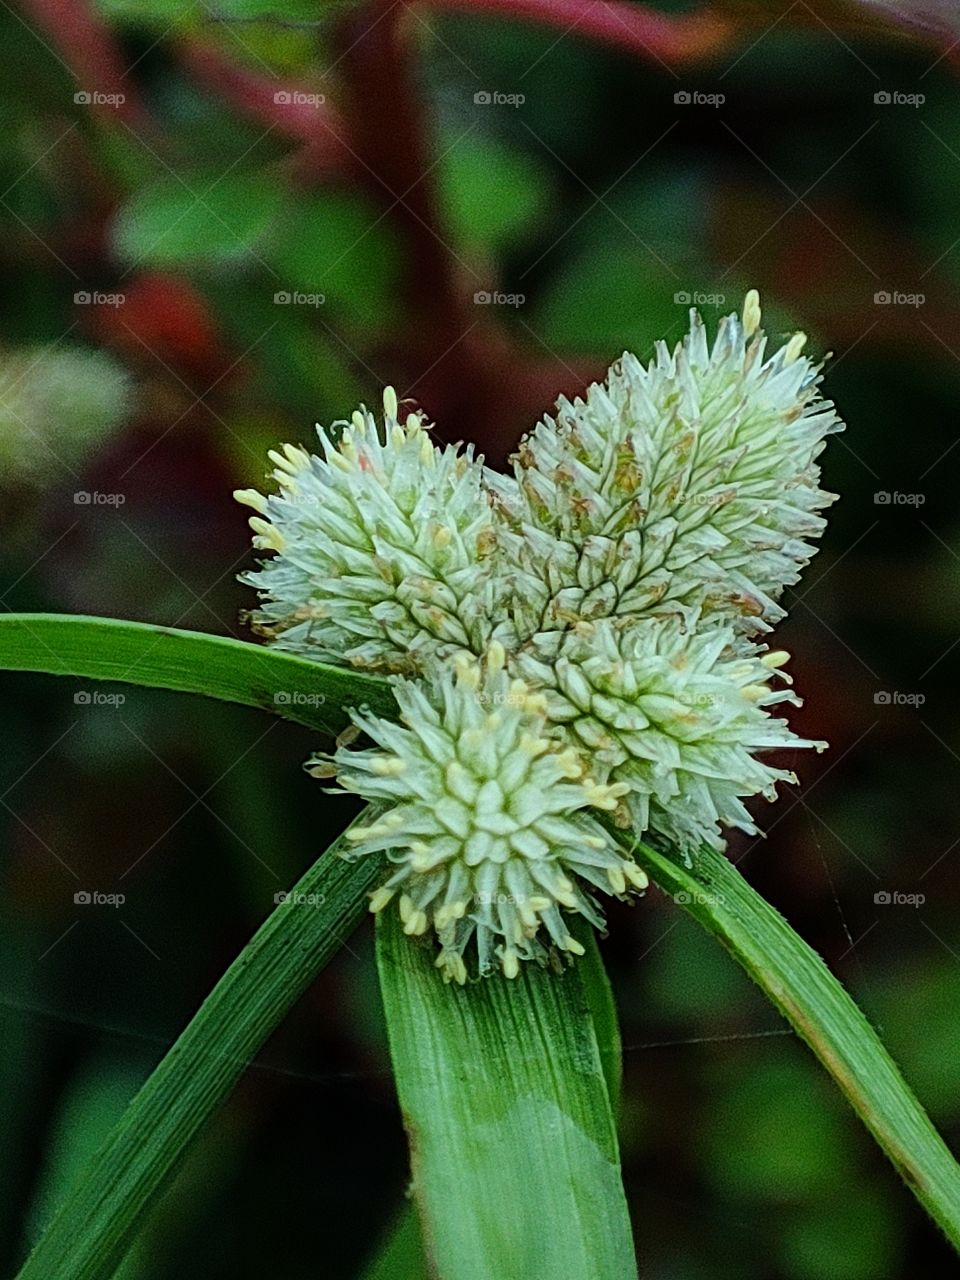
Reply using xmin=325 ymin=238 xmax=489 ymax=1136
xmin=761 ymin=650 xmax=791 ymax=669
xmin=783 ymin=331 xmax=807 ymax=363
xmin=368 ymin=886 xmax=394 ymax=913
xmin=607 ymin=867 xmax=627 ymax=895
xmin=233 ymin=488 xmax=268 ymax=514
xmin=371 ymin=756 xmax=406 ymax=776
xmin=624 ymin=862 xmax=649 ymax=890
xmin=488 ymin=641 xmax=506 ymax=672
xmin=743 ymin=289 xmax=762 ymax=338
xmin=742 ymin=684 xmax=770 ymax=702
xmin=248 ymin=517 xmax=284 ymax=551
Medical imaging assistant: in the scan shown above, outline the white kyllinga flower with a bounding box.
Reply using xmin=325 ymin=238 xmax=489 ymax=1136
xmin=517 ymin=614 xmax=826 ymax=855
xmin=329 ymin=641 xmax=648 ymax=982
xmin=0 ymin=345 xmax=132 ymax=486
xmin=235 ymin=388 xmax=496 ymax=673
xmin=490 ymin=291 xmax=843 ymax=650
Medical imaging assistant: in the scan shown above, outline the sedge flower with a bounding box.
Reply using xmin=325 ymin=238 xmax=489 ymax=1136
xmin=490 ymin=292 xmax=842 ymax=650
xmin=328 ymin=642 xmax=648 ymax=982
xmin=518 ymin=615 xmax=826 ymax=854
xmin=241 ymin=292 xmax=838 ymax=979
xmin=236 ymin=388 xmax=496 ymax=673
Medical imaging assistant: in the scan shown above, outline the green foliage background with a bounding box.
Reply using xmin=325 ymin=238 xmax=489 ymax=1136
xmin=1 ymin=1 xmax=959 ymax=1276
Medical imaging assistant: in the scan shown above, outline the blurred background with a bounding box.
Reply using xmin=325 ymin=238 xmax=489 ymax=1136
xmin=2 ymin=0 xmax=960 ymax=1276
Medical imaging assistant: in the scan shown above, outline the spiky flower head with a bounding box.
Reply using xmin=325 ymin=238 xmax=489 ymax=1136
xmin=518 ymin=615 xmax=825 ymax=854
xmin=236 ymin=388 xmax=496 ymax=673
xmin=491 ymin=292 xmax=842 ymax=651
xmin=240 ymin=292 xmax=839 ymax=979
xmin=329 ymin=642 xmax=648 ymax=982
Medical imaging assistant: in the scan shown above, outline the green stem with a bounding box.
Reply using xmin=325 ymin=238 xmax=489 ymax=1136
xmin=630 ymin=836 xmax=960 ymax=1249
xmin=15 ymin=821 xmax=382 ymax=1280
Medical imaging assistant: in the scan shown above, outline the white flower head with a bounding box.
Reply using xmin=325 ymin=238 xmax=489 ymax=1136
xmin=0 ymin=345 xmax=132 ymax=486
xmin=518 ymin=615 xmax=826 ymax=855
xmin=329 ymin=641 xmax=648 ymax=982
xmin=236 ymin=388 xmax=496 ymax=673
xmin=491 ymin=291 xmax=843 ymax=649
xmin=242 ymin=293 xmax=840 ymax=979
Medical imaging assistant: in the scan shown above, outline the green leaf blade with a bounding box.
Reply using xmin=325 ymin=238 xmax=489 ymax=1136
xmin=376 ymin=913 xmax=637 ymax=1280
xmin=16 ymin=824 xmax=381 ymax=1280
xmin=634 ymin=838 xmax=960 ymax=1249
xmin=0 ymin=613 xmax=394 ymax=733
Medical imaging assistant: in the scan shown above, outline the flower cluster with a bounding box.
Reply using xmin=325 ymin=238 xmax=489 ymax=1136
xmin=237 ymin=389 xmax=495 ymax=673
xmin=330 ymin=643 xmax=646 ymax=982
xmin=489 ymin=293 xmax=841 ymax=649
xmin=240 ymin=293 xmax=840 ymax=979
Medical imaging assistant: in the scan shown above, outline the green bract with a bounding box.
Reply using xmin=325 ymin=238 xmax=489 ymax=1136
xmin=239 ymin=293 xmax=842 ymax=977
